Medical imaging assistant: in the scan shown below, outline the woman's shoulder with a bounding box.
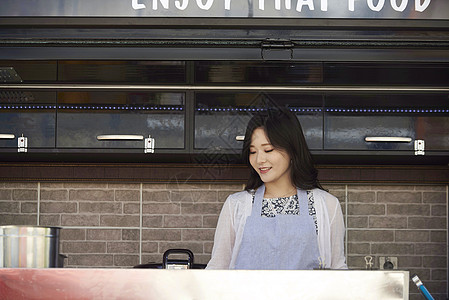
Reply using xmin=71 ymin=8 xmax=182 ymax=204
xmin=225 ymin=190 xmax=253 ymax=204
xmin=309 ymin=188 xmax=340 ymax=204
xmin=223 ymin=190 xmax=253 ymax=216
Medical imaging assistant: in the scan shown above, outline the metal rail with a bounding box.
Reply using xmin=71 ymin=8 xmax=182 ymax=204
xmin=1 ymin=84 xmax=448 ymax=92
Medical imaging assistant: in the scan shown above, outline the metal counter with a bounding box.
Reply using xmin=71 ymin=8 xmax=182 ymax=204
xmin=0 ymin=268 xmax=409 ymax=300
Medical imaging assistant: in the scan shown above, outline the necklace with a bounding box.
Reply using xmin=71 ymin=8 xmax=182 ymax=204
xmin=264 ymin=187 xmax=297 ymax=199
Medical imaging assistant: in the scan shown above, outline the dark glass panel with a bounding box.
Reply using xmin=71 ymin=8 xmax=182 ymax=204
xmin=58 ymin=61 xmax=186 ymax=84
xmin=416 ymin=116 xmax=449 ymax=151
xmin=195 ymin=92 xmax=323 ymax=150
xmin=325 ymin=94 xmax=448 ymax=109
xmin=324 ymin=94 xmax=449 ymax=151
xmin=324 ymin=63 xmax=449 ymax=86
xmin=195 ymin=61 xmax=323 ymax=85
xmin=0 ymin=61 xmax=57 ymax=83
xmin=0 ymin=90 xmax=56 ymax=148
xmin=58 ymin=91 xmax=183 ymax=106
xmin=57 ymin=91 xmax=185 ymax=149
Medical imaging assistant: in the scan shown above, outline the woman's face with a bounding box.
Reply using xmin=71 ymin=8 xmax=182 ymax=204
xmin=249 ymin=127 xmax=292 ymax=187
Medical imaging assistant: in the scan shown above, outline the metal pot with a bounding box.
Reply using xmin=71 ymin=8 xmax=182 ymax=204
xmin=133 ymin=249 xmax=206 ymax=269
xmin=58 ymin=254 xmax=67 ymax=268
xmin=0 ymin=225 xmax=61 ymax=268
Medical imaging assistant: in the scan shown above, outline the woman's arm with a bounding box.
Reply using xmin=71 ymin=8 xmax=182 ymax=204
xmin=206 ymin=196 xmax=236 ymax=269
xmin=329 ymin=198 xmax=347 ymax=269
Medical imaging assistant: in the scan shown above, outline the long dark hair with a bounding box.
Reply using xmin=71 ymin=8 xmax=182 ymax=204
xmin=242 ymin=107 xmax=322 ymax=191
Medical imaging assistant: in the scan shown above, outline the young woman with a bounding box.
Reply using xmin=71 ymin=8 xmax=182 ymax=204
xmin=206 ymin=107 xmax=347 ymax=270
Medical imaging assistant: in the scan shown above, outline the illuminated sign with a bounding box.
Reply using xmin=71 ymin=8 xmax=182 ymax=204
xmin=0 ymin=0 xmax=448 ymax=19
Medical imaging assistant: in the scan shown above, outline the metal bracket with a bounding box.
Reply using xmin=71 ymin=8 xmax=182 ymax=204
xmin=144 ymin=135 xmax=155 ymax=153
xmin=18 ymin=134 xmax=27 ymax=152
xmin=414 ymin=139 xmax=425 ymax=155
xmin=261 ymin=39 xmax=294 ymax=60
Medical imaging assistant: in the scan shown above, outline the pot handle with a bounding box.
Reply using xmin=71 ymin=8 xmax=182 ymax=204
xmin=162 ymin=249 xmax=194 ymax=269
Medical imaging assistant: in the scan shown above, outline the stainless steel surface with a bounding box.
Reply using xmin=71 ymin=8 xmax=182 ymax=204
xmin=1 ymin=84 xmax=449 ymax=92
xmin=97 ymin=134 xmax=144 ymax=140
xmin=0 ymin=226 xmax=61 ymax=268
xmin=365 ymin=137 xmax=413 ymax=143
xmin=0 ymin=269 xmax=409 ymax=300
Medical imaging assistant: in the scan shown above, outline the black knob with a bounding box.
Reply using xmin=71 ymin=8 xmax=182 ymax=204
xmin=383 ymin=260 xmax=394 ymax=269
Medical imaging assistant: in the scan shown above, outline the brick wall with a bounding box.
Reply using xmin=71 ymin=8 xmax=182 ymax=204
xmin=0 ymin=181 xmax=447 ymax=300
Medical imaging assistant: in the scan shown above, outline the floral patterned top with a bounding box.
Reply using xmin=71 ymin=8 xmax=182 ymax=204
xmin=255 ymin=191 xmax=318 ymax=234
xmin=261 ymin=194 xmax=299 ymax=217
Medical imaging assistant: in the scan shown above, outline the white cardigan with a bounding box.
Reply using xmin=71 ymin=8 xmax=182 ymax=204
xmin=206 ymin=188 xmax=347 ymax=270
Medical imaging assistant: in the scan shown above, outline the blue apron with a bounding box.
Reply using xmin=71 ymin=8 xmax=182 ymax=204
xmin=233 ymin=185 xmax=320 ymax=270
